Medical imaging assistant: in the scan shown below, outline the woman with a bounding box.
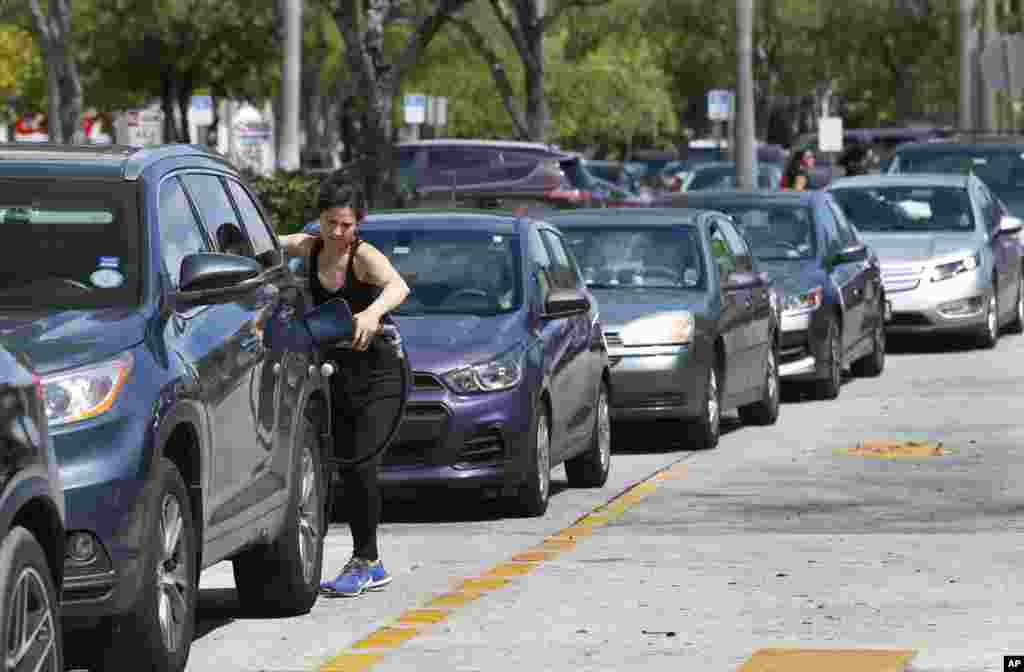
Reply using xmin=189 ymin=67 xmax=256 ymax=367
xmin=781 ymin=148 xmax=815 ymax=191
xmin=278 ymin=178 xmax=410 ymax=597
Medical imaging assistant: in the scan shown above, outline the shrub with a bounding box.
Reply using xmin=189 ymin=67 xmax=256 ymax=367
xmin=246 ymin=170 xmax=324 ymax=235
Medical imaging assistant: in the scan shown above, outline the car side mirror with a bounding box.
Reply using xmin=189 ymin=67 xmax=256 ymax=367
xmin=833 ymin=242 xmax=868 ymax=265
xmin=303 ymin=297 xmax=355 ymax=349
xmin=543 ymin=288 xmax=590 ymax=318
xmin=722 ymin=271 xmax=762 ymax=291
xmin=998 ymin=215 xmax=1024 ymax=235
xmin=174 ymin=253 xmax=263 ymax=306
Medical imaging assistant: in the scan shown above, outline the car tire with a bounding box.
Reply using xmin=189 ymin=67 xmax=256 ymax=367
xmin=566 ymin=381 xmax=612 ymax=488
xmin=852 ymin=320 xmax=886 ymax=378
xmin=976 ymin=291 xmax=1000 ymax=349
xmin=1007 ymin=276 xmax=1024 ymax=335
xmin=233 ymin=411 xmax=326 ymax=616
xmin=92 ymin=458 xmax=197 ymax=672
xmin=738 ymin=340 xmax=780 ymax=426
xmin=686 ymin=362 xmax=721 ymax=450
xmin=0 ymin=527 xmax=62 ymax=672
xmin=813 ymin=318 xmax=842 ymax=400
xmin=512 ymin=402 xmax=551 ymax=517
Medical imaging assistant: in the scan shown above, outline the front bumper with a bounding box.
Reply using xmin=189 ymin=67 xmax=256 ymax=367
xmin=883 ymin=266 xmax=990 ymax=335
xmin=377 ymin=380 xmax=530 ymax=494
xmin=778 ymin=311 xmax=825 ymax=381
xmin=605 ymin=344 xmax=704 ymax=421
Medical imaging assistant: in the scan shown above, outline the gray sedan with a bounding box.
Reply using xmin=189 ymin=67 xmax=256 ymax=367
xmin=829 ymin=174 xmax=1024 ymax=348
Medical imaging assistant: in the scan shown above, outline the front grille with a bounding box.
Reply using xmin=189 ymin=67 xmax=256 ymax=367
xmin=458 ymin=428 xmax=505 ymax=464
xmin=889 ymin=312 xmax=932 ymax=327
xmin=412 ymin=372 xmax=445 ymax=391
xmin=604 ymin=332 xmax=624 ymax=348
xmin=384 ymin=403 xmax=450 ymax=467
xmin=881 ymin=264 xmax=923 ymax=293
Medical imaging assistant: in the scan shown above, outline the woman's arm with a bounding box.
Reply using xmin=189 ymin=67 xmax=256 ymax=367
xmin=349 ymin=242 xmax=411 ymax=350
xmin=278 ymin=233 xmax=318 ymax=257
xmin=793 ymin=174 xmax=809 ymax=191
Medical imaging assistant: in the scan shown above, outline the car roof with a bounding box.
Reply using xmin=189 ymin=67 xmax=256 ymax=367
xmin=362 ymin=211 xmax=524 ymax=234
xmin=397 ymin=139 xmax=562 ymax=153
xmin=0 ymin=142 xmax=236 ymax=180
xmin=829 ymin=173 xmax=971 ymax=189
xmin=674 ymin=188 xmax=816 ymax=205
xmin=546 ymin=208 xmax=702 ymax=228
xmin=893 ymin=139 xmax=1024 ymax=152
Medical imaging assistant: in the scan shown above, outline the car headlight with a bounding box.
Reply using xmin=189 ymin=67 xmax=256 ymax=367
xmin=620 ymin=311 xmax=694 ymax=346
xmin=443 ymin=344 xmax=525 ymax=394
xmin=41 ymin=352 xmax=134 ymax=427
xmin=931 ymin=253 xmax=980 ymax=282
xmin=783 ymin=286 xmax=823 ymax=315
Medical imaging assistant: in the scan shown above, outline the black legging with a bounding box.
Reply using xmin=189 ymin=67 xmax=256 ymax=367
xmin=329 ymin=345 xmax=404 ymax=562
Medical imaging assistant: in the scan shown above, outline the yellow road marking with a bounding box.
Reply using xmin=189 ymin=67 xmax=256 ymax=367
xmin=840 ymin=439 xmax=953 ymax=459
xmin=426 ymin=591 xmax=479 ymax=609
xmin=320 ymin=653 xmax=385 ymax=672
xmin=539 ymin=537 xmax=577 ymax=550
xmin=554 ymin=525 xmax=595 ymax=538
xmin=456 ymin=577 xmax=512 ymax=593
xmin=510 ymin=550 xmax=559 ymax=562
xmin=484 ymin=562 xmax=537 ymax=577
xmin=736 ymin=648 xmax=916 ymax=672
xmin=394 ymin=609 xmax=449 ymax=626
xmin=350 ymin=627 xmax=420 ymax=650
xmin=577 ymin=513 xmax=611 ymax=526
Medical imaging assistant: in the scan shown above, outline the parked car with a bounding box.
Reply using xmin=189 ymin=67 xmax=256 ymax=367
xmin=582 ymin=159 xmax=644 ymax=196
xmin=0 ymin=143 xmax=331 ymax=672
xmin=553 ymin=155 xmax=650 ymax=208
xmin=680 ymin=190 xmax=887 ymax=398
xmin=829 ymin=174 xmax=1024 ymax=348
xmin=297 ymin=211 xmax=612 ymax=517
xmin=0 ymin=345 xmax=65 ymax=672
xmin=672 ymin=161 xmax=784 ymax=193
xmin=547 ymin=208 xmax=780 ymax=449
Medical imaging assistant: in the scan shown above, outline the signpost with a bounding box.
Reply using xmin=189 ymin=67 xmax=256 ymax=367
xmin=707 ymin=89 xmax=735 ymax=160
xmin=818 ymin=116 xmax=844 ymax=154
xmin=190 ymin=95 xmax=214 ymax=127
xmin=404 ymin=94 xmax=427 ymax=139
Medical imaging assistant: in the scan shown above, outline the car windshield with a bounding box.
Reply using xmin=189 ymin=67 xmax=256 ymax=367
xmin=563 ymin=226 xmax=705 ymax=290
xmin=0 ymin=180 xmax=142 ymax=309
xmin=685 ymin=165 xmax=782 ymax=191
xmin=359 ymin=228 xmax=522 ymax=317
xmin=890 ymin=150 xmax=1024 ymax=192
xmin=830 ymin=185 xmax=976 ymax=233
xmin=706 ymin=204 xmax=816 ymax=260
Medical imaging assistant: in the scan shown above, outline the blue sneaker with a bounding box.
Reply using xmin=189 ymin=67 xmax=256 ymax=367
xmin=320 ymin=557 xmax=391 ymax=597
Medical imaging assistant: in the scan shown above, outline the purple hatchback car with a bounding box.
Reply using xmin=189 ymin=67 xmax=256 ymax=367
xmin=300 ymin=212 xmax=612 ymax=516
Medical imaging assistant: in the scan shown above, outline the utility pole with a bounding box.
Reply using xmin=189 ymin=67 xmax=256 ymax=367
xmin=960 ymin=0 xmax=977 ymax=131
xmin=981 ymin=0 xmax=1000 ymax=132
xmin=280 ymin=0 xmax=302 ymax=171
xmin=735 ymin=0 xmax=756 ymax=190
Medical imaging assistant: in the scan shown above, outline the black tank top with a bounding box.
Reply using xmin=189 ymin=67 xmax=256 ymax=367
xmin=309 ymin=238 xmax=381 ymax=313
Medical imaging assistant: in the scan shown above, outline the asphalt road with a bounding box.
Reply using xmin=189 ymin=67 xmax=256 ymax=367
xmin=184 ymin=329 xmax=1024 ymax=672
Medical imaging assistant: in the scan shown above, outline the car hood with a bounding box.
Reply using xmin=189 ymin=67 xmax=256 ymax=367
xmin=588 ymin=288 xmax=709 ymax=328
xmin=755 ymin=259 xmax=824 ymax=298
xmin=856 ymin=232 xmax=981 ymax=264
xmin=0 ymin=308 xmax=146 ymax=375
xmin=393 ymin=312 xmax=527 ymax=374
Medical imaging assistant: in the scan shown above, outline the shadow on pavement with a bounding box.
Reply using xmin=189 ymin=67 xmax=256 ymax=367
xmin=885 ymin=332 xmax=985 ymax=355
xmin=610 ymin=415 xmax=743 ymax=454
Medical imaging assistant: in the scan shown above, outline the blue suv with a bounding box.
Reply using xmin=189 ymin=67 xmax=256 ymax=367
xmin=0 ymin=143 xmax=331 ymax=672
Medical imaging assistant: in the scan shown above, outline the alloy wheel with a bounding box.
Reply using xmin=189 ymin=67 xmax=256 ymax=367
xmin=4 ymin=565 xmax=59 ymax=672
xmin=297 ymin=442 xmax=321 ymax=586
xmin=707 ymin=367 xmax=719 ymax=432
xmin=1017 ymin=279 xmax=1023 ymax=326
xmin=536 ymin=414 xmax=550 ymax=502
xmin=766 ymin=347 xmax=778 ymax=405
xmin=156 ymin=493 xmax=190 ymax=654
xmin=830 ymin=326 xmax=841 ymax=387
xmin=597 ymin=388 xmax=611 ymax=474
xmin=988 ymin=295 xmax=998 ymax=341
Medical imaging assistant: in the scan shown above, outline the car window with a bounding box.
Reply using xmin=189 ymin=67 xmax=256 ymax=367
xmin=540 ymin=229 xmax=582 ymax=290
xmin=564 ymin=225 xmax=704 ymax=290
xmin=159 ymin=177 xmax=210 ymax=289
xmin=428 ymin=147 xmax=492 ymax=171
xmin=527 ymin=225 xmax=553 ymax=300
xmin=181 ymin=173 xmax=255 ymax=258
xmin=830 ymin=185 xmax=976 ymax=233
xmin=817 ymin=201 xmax=841 ymax=252
xmin=827 ymin=201 xmax=857 ymax=247
xmin=226 ymin=179 xmax=277 ymax=263
xmin=709 ymin=220 xmax=739 ymax=281
xmin=974 ymin=180 xmax=998 ymax=232
xmin=891 ymin=149 xmax=1024 ymax=191
xmin=712 ymin=204 xmax=816 ymax=260
xmin=717 ymin=218 xmax=754 ymax=273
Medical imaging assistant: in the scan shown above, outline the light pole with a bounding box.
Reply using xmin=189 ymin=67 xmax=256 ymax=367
xmin=280 ymin=0 xmax=302 ymax=171
xmin=960 ymin=0 xmax=976 ymax=131
xmin=735 ymin=0 xmax=756 ymax=190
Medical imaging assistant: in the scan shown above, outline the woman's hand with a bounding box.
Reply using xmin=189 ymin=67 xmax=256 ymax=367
xmin=351 ymin=308 xmax=382 ymax=351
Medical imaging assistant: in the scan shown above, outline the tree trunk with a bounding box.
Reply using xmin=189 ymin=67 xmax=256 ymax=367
xmin=45 ymin=55 xmax=63 ymax=143
xmin=176 ymin=72 xmax=193 ymax=144
xmin=894 ymin=64 xmax=915 ymax=123
xmin=160 ymin=67 xmax=179 ymax=143
xmin=523 ymin=41 xmax=548 ymax=141
xmin=29 ymin=0 xmax=84 ymax=144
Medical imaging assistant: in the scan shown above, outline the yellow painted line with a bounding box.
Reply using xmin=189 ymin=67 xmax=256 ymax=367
xmin=839 ymin=439 xmax=954 ymax=459
xmin=736 ymin=648 xmax=916 ymax=672
xmin=426 ymin=591 xmax=480 ymax=609
xmin=350 ymin=627 xmax=420 ymax=650
xmin=317 ymin=458 xmax=693 ymax=671
xmin=320 ymin=653 xmax=385 ymax=672
xmin=394 ymin=608 xmax=450 ymax=626
xmin=484 ymin=562 xmax=537 ymax=577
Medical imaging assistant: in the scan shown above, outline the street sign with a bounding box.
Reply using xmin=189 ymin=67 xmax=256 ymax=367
xmin=707 ymin=90 xmax=735 ymax=121
xmin=818 ymin=116 xmax=844 ymax=153
xmin=190 ymin=95 xmax=214 ymax=126
xmin=404 ymin=94 xmax=427 ymax=125
xmin=432 ymin=96 xmax=447 ymax=127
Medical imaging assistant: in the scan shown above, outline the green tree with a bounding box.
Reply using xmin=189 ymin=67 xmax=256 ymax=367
xmin=0 ymin=25 xmax=46 ymax=125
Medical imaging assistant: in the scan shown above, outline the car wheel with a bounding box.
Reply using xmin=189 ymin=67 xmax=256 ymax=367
xmin=738 ymin=340 xmax=780 ymax=425
xmin=566 ymin=381 xmax=612 ymax=488
xmin=852 ymin=320 xmax=886 ymax=378
xmin=92 ymin=458 xmax=197 ymax=672
xmin=0 ymin=527 xmax=62 ymax=672
xmin=976 ymin=291 xmax=1000 ymax=349
xmin=814 ymin=318 xmax=842 ymax=400
xmin=1007 ymin=276 xmax=1024 ymax=334
xmin=512 ymin=402 xmax=551 ymax=517
xmin=686 ymin=362 xmax=721 ymax=450
xmin=234 ymin=411 xmax=326 ymax=616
